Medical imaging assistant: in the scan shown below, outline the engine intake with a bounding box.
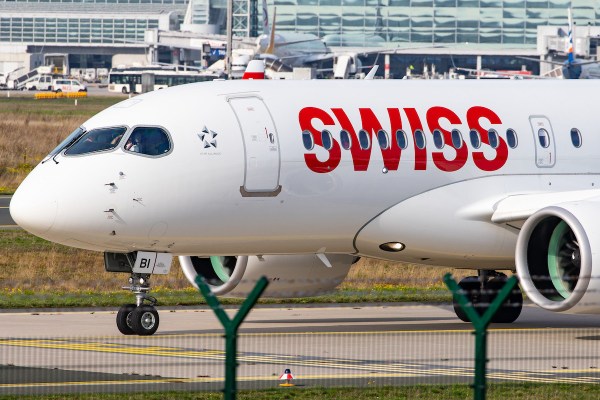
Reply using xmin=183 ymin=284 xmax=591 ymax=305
xmin=180 ymin=256 xmax=248 ymax=296
xmin=516 ymin=203 xmax=600 ymax=313
xmin=179 ymin=254 xmax=355 ymax=297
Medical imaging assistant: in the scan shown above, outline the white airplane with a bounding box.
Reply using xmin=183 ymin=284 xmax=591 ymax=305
xmin=254 ymin=0 xmax=332 ymax=70
xmin=10 ymin=78 xmax=600 ymax=336
xmin=253 ymin=0 xmax=384 ymax=77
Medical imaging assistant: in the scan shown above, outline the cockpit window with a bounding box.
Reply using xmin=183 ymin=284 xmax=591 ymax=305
xmin=42 ymin=127 xmax=85 ymax=162
xmin=64 ymin=126 xmax=127 ymax=156
xmin=124 ymin=126 xmax=171 ymax=156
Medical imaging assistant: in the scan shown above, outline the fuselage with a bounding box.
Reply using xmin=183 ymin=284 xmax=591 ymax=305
xmin=10 ymin=79 xmax=600 ymax=269
xmin=256 ymin=32 xmax=330 ymax=67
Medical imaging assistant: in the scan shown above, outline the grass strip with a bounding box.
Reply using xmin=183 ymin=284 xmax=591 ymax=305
xmin=0 ymin=96 xmax=124 ymax=117
xmin=0 ymin=96 xmax=124 ymax=193
xmin=0 ymin=287 xmax=451 ymax=309
xmin=0 ymin=229 xmax=468 ymax=309
xmin=1 ymin=384 xmax=600 ymax=400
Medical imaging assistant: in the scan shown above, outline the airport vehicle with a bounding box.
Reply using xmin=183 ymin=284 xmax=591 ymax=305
xmin=108 ymin=67 xmax=223 ymax=94
xmin=44 ymin=53 xmax=69 ymax=76
xmin=10 ymin=78 xmax=600 ymax=336
xmin=25 ymin=75 xmax=53 ymax=91
xmin=51 ymin=79 xmax=86 ymax=93
xmin=8 ymin=66 xmax=48 ymax=90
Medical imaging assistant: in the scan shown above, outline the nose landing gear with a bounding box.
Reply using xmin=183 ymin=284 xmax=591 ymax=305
xmin=116 ymin=273 xmax=160 ymax=336
xmin=105 ymin=251 xmax=173 ymax=336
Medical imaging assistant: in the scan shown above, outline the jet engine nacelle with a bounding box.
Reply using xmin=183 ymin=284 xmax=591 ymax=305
xmin=179 ymin=254 xmax=356 ymax=297
xmin=516 ymin=202 xmax=600 ymax=313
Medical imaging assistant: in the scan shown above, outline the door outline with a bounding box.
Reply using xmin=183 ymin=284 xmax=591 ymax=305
xmin=529 ymin=115 xmax=556 ymax=168
xmin=228 ymin=95 xmax=282 ymax=197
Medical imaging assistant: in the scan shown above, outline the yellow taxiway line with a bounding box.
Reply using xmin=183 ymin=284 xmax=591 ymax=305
xmin=2 ymin=338 xmax=599 ymax=387
xmin=2 ymin=371 xmax=600 ymax=390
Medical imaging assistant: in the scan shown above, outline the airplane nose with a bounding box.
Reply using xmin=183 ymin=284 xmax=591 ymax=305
xmin=10 ymin=180 xmax=58 ymax=234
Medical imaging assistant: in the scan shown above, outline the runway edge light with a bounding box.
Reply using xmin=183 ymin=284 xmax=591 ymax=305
xmin=279 ymin=368 xmax=295 ymax=387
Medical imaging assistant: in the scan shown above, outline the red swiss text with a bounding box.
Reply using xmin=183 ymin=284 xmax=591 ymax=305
xmin=299 ymin=106 xmax=508 ymax=173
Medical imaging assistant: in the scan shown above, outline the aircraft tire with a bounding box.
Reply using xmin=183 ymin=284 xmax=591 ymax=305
xmin=116 ymin=303 xmax=137 ymax=335
xmin=130 ymin=305 xmax=160 ymax=336
xmin=453 ymin=276 xmax=482 ymax=322
xmin=488 ymin=276 xmax=523 ymax=323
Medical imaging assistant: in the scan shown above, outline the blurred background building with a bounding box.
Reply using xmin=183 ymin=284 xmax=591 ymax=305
xmin=0 ymin=0 xmax=598 ymax=77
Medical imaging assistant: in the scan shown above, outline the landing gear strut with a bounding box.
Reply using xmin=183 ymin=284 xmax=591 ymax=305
xmin=452 ymin=271 xmax=523 ymax=323
xmin=116 ymin=273 xmax=159 ymax=336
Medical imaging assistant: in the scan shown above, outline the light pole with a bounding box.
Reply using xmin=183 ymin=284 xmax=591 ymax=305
xmin=226 ymin=0 xmax=233 ymax=79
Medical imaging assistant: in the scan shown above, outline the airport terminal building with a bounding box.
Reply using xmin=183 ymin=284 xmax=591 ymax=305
xmin=274 ymin=0 xmax=599 ymax=47
xmin=0 ymin=0 xmax=184 ymax=73
xmin=0 ymin=0 xmax=598 ymax=75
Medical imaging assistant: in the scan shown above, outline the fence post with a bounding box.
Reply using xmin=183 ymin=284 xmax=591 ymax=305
xmin=443 ymin=273 xmax=518 ymax=400
xmin=195 ymin=275 xmax=269 ymax=400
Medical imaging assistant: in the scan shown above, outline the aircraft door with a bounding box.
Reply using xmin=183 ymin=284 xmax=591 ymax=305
xmin=228 ymin=96 xmax=281 ymax=195
xmin=529 ymin=116 xmax=556 ymax=168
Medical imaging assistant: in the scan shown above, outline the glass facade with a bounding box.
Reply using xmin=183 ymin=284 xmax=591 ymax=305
xmin=269 ymin=0 xmax=600 ymax=45
xmin=0 ymin=0 xmax=597 ymax=46
xmin=0 ymin=16 xmax=160 ymax=43
xmin=0 ymin=0 xmax=183 ymax=44
xmin=0 ymin=0 xmax=185 ymax=4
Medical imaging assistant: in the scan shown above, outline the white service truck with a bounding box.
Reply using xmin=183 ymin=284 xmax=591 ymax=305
xmin=25 ymin=75 xmax=53 ymax=91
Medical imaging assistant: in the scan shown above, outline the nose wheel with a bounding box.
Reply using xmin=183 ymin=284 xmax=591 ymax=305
xmin=116 ymin=303 xmax=137 ymax=335
xmin=116 ymin=273 xmax=160 ymax=336
xmin=116 ymin=303 xmax=160 ymax=336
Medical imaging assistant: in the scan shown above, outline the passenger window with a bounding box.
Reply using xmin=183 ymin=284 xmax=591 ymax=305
xmin=538 ymin=128 xmax=550 ymax=148
xmin=377 ymin=129 xmax=390 ymax=150
xmin=321 ymin=130 xmax=333 ymax=150
xmin=302 ymin=130 xmax=314 ymax=150
xmin=65 ymin=126 xmax=127 ymax=156
xmin=451 ymin=129 xmax=463 ymax=149
xmin=414 ymin=129 xmax=426 ymax=150
xmin=433 ymin=129 xmax=444 ymax=149
xmin=125 ymin=126 xmax=171 ymax=156
xmin=506 ymin=129 xmax=518 ymax=149
xmin=469 ymin=129 xmax=481 ymax=149
xmin=488 ymin=129 xmax=499 ymax=149
xmin=396 ymin=129 xmax=408 ymax=150
xmin=340 ymin=130 xmax=352 ymax=150
xmin=358 ymin=129 xmax=371 ymax=150
xmin=571 ymin=128 xmax=582 ymax=148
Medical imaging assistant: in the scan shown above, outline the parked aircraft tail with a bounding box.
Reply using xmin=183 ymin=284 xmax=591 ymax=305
xmin=567 ymin=8 xmax=575 ymax=63
xmin=242 ymin=60 xmax=266 ymax=79
xmin=262 ymin=0 xmax=270 ymax=36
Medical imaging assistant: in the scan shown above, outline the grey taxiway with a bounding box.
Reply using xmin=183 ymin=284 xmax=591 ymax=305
xmin=1 ymin=194 xmax=599 ymax=393
xmin=1 ymin=303 xmax=600 ymax=395
xmin=0 ymin=195 xmax=14 ymax=227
